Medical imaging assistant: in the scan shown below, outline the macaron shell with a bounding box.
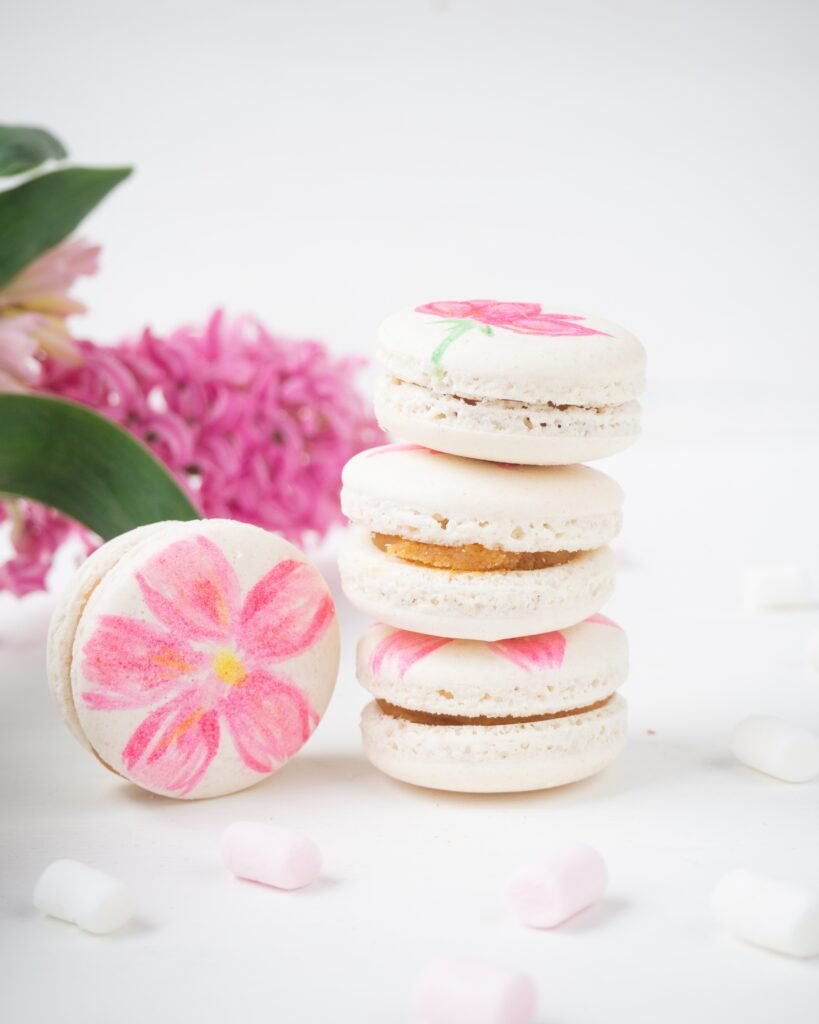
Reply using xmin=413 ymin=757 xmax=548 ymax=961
xmin=341 ymin=445 xmax=623 ymax=552
xmin=373 ymin=377 xmax=640 ymax=465
xmin=70 ymin=519 xmax=339 ymax=799
xmin=356 ymin=616 xmax=628 ymax=717
xmin=339 ymin=528 xmax=616 ymax=641
xmin=360 ymin=695 xmax=627 ymax=793
xmin=378 ymin=305 xmax=646 ymax=407
xmin=46 ymin=521 xmax=188 ymax=749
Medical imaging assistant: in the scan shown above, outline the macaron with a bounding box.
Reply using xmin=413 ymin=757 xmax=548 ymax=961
xmin=339 ymin=444 xmax=622 ymax=641
xmin=357 ymin=615 xmax=628 ymax=792
xmin=374 ymin=300 xmax=646 ymax=465
xmin=47 ymin=519 xmax=339 ymax=799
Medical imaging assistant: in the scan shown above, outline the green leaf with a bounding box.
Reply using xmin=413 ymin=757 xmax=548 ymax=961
xmin=0 ymin=394 xmax=200 ymax=540
xmin=0 ymin=165 xmax=132 ymax=287
xmin=0 ymin=125 xmax=67 ymax=176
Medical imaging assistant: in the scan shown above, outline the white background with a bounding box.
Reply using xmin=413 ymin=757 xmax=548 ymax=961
xmin=2 ymin=2 xmax=819 ymax=1022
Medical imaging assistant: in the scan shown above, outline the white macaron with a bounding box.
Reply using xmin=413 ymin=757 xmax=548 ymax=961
xmin=47 ymin=519 xmax=339 ymax=799
xmin=339 ymin=444 xmax=622 ymax=641
xmin=374 ymin=300 xmax=646 ymax=465
xmin=357 ymin=615 xmax=628 ymax=792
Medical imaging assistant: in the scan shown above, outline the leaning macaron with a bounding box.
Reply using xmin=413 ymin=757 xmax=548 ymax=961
xmin=375 ymin=300 xmax=645 ymax=465
xmin=357 ymin=615 xmax=628 ymax=792
xmin=47 ymin=519 xmax=339 ymax=799
xmin=339 ymin=444 xmax=622 ymax=641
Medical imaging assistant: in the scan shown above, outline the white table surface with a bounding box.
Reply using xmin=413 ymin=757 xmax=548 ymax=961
xmin=2 ymin=425 xmax=819 ymax=1023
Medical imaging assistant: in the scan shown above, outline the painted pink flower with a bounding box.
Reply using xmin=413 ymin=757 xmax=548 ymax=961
xmin=369 ymin=628 xmax=450 ymax=679
xmin=368 ymin=627 xmax=567 ymax=680
xmin=491 ymin=632 xmax=566 ymax=670
xmin=81 ymin=535 xmax=333 ymax=795
xmin=416 ymin=300 xmax=610 ymax=338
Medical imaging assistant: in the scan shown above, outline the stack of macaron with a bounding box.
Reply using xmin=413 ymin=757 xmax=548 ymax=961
xmin=339 ymin=300 xmax=645 ymax=793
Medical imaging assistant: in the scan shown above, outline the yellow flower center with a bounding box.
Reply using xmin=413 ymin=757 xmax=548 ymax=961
xmin=213 ymin=647 xmax=247 ymax=687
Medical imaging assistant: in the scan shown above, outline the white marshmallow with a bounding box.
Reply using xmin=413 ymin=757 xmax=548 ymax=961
xmin=711 ymin=868 xmax=819 ymax=958
xmin=222 ymin=822 xmax=321 ymax=890
xmin=742 ymin=564 xmax=811 ymax=610
xmin=506 ymin=842 xmax=608 ymax=928
xmin=731 ymin=715 xmax=819 ymax=783
xmin=33 ymin=860 xmax=133 ymax=934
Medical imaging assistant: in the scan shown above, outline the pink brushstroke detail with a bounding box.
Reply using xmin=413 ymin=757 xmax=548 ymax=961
xmin=491 ymin=631 xmax=567 ymax=671
xmin=585 ymin=613 xmax=622 ymax=629
xmin=416 ymin=300 xmax=611 ymax=337
xmin=369 ymin=629 xmax=452 ymax=679
xmin=81 ymin=536 xmax=335 ymax=796
xmin=222 ymin=670 xmax=319 ymax=772
xmin=241 ymin=559 xmax=334 ymax=661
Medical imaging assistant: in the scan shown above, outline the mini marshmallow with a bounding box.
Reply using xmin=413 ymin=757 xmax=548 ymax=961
xmin=33 ymin=860 xmax=132 ymax=934
xmin=414 ymin=959 xmax=536 ymax=1024
xmin=506 ymin=841 xmax=607 ymax=928
xmin=711 ymin=868 xmax=819 ymax=958
xmin=730 ymin=715 xmax=819 ymax=783
xmin=222 ymin=822 xmax=321 ymax=890
xmin=742 ymin=563 xmax=811 ymax=611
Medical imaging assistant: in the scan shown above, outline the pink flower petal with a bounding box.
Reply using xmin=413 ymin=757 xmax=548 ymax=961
xmin=475 ymin=302 xmax=541 ymax=325
xmin=492 ymin=631 xmax=567 ymax=671
xmin=136 ymin=535 xmax=241 ymax=642
xmin=222 ymin=669 xmax=318 ymax=773
xmin=369 ymin=629 xmax=451 ymax=679
xmin=503 ymin=314 xmax=610 ymax=337
xmin=415 ymin=301 xmax=489 ymax=318
xmin=81 ymin=615 xmax=206 ymax=710
xmin=122 ymin=688 xmax=220 ymax=795
xmin=239 ymin=559 xmax=333 ymax=662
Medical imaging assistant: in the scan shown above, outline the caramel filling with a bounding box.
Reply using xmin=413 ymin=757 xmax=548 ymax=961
xmin=376 ymin=695 xmax=612 ymax=727
xmin=372 ymin=533 xmax=576 ymax=572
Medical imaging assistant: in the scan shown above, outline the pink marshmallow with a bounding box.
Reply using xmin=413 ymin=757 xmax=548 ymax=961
xmin=506 ymin=841 xmax=607 ymax=928
xmin=221 ymin=822 xmax=321 ymax=890
xmin=414 ymin=960 xmax=536 ymax=1024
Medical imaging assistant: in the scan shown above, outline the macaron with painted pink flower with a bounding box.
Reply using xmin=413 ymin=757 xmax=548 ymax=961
xmin=357 ymin=615 xmax=627 ymax=792
xmin=375 ymin=300 xmax=646 ymax=465
xmin=339 ymin=443 xmax=622 ymax=641
xmin=47 ymin=519 xmax=339 ymax=799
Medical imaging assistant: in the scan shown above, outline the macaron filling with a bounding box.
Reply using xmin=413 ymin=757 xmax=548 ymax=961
xmin=372 ymin=533 xmax=578 ymax=572
xmin=375 ymin=695 xmax=613 ymax=727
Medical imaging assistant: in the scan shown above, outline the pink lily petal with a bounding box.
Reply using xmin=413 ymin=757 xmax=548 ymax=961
xmin=136 ymin=534 xmax=241 ymax=642
xmin=122 ymin=688 xmax=220 ymax=795
xmin=492 ymin=631 xmax=567 ymax=671
xmin=239 ymin=559 xmax=333 ymax=662
xmin=81 ymin=615 xmax=206 ymax=710
xmin=222 ymin=670 xmax=318 ymax=773
xmin=369 ymin=629 xmax=451 ymax=680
